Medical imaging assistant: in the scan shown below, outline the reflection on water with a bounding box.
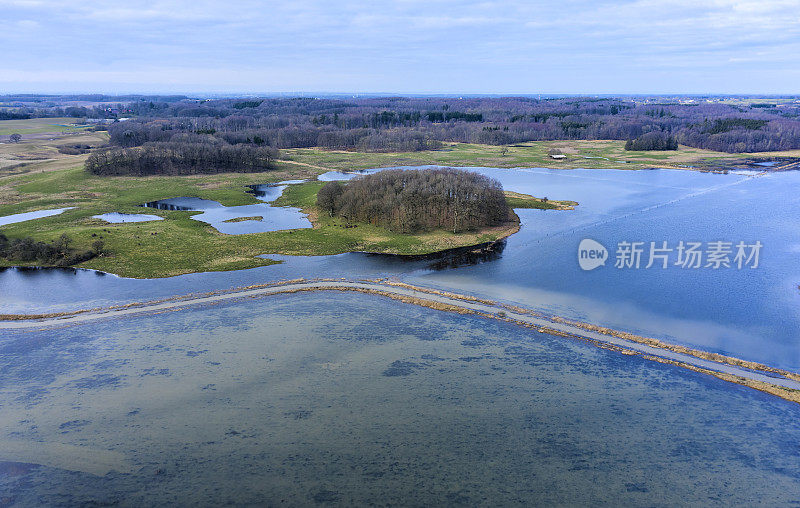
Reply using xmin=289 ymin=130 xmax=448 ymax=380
xmin=317 ymin=169 xmax=371 ymax=181
xmin=2 ymin=292 xmax=799 ymax=504
xmin=141 ymin=196 xmax=220 ymax=211
xmin=364 ymin=238 xmax=508 ymax=271
xmin=140 ymin=183 xmax=311 ymax=234
xmin=0 ymin=266 xmax=107 ymax=278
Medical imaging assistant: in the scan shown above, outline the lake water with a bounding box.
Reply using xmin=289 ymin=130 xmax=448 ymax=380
xmin=2 ymin=291 xmax=800 ymax=505
xmin=2 ymin=166 xmax=798 ymax=371
xmin=140 ymin=182 xmax=311 ymax=235
xmin=0 ymin=207 xmax=74 ymax=227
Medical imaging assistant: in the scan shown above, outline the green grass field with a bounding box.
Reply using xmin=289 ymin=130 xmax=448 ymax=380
xmin=281 ymin=139 xmax=800 ymax=173
xmin=280 ymin=140 xmax=755 ymax=172
xmin=0 ymin=117 xmax=91 ymax=136
xmin=0 ymin=163 xmax=544 ymax=278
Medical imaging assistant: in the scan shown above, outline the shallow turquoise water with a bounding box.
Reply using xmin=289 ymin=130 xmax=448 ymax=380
xmin=1 ymin=292 xmax=799 ymax=505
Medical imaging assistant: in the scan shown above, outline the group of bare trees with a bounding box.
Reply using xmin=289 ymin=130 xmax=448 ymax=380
xmin=0 ymin=233 xmax=103 ymax=266
xmin=85 ymin=142 xmax=278 ymax=176
xmin=7 ymin=94 xmax=800 ymax=157
xmin=317 ymin=169 xmax=510 ymax=234
xmin=93 ymin=96 xmax=800 ymax=154
xmin=625 ymin=132 xmax=678 ymax=151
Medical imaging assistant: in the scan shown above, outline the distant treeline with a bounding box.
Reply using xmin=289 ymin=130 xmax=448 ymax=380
xmin=0 ymin=94 xmax=187 ymax=120
xmin=106 ymin=120 xmax=442 ymax=153
xmin=7 ymin=95 xmax=800 ymax=157
xmin=67 ymin=96 xmax=800 ymax=155
xmin=317 ymin=168 xmax=509 ymax=234
xmin=85 ymin=142 xmax=278 ymax=176
xmin=0 ymin=233 xmax=103 ymax=266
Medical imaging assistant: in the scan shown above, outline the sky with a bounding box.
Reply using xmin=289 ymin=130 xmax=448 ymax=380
xmin=2 ymin=0 xmax=800 ymax=95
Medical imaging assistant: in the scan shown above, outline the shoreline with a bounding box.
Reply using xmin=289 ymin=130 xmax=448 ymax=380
xmin=3 ymin=278 xmax=799 ymax=405
xmin=0 ymin=233 xmax=514 ymax=277
xmin=0 ymin=180 xmax=535 ymax=278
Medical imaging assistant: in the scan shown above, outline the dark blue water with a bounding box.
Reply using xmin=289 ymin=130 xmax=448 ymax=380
xmin=2 ymin=291 xmax=800 ymax=505
xmin=2 ymin=167 xmax=799 ymax=370
xmin=404 ymin=167 xmax=800 ymax=369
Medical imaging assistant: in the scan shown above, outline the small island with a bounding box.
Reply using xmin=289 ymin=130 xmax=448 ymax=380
xmin=222 ymin=216 xmax=265 ymax=223
xmin=267 ymin=167 xmax=577 ymax=257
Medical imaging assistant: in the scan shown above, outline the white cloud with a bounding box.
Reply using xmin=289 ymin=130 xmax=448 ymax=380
xmin=1 ymin=0 xmax=799 ymax=92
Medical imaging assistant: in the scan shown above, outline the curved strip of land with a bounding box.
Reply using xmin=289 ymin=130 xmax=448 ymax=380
xmin=3 ymin=278 xmax=800 ymax=403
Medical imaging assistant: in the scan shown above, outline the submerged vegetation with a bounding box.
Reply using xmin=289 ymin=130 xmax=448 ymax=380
xmin=318 ymin=168 xmax=509 ymax=233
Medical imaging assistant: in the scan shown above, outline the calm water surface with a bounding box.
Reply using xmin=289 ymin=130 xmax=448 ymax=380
xmin=0 ymin=208 xmax=74 ymax=226
xmin=2 ymin=167 xmax=799 ymax=370
xmin=2 ymin=292 xmax=800 ymax=505
xmin=92 ymin=212 xmax=164 ymax=223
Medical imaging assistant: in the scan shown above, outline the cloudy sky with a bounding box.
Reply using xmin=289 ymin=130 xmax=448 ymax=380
xmin=2 ymin=0 xmax=799 ymax=94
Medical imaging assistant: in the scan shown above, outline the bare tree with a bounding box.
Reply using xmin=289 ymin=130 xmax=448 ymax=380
xmin=9 ymin=133 xmax=21 ymax=143
xmin=316 ymin=181 xmax=343 ymax=216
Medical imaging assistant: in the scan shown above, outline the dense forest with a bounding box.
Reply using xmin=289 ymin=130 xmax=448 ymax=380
xmin=45 ymin=95 xmax=800 ymax=156
xmin=316 ymin=169 xmax=509 ymax=234
xmin=0 ymin=233 xmax=103 ymax=266
xmin=85 ymin=141 xmax=278 ymax=176
xmin=625 ymin=132 xmax=678 ymax=151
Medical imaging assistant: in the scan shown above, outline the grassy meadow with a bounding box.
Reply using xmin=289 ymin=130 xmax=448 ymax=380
xmin=280 ymin=140 xmax=784 ymax=172
xmin=0 ymin=117 xmax=92 ymax=136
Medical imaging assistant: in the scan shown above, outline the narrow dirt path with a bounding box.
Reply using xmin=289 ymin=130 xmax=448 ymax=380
xmin=275 ymin=159 xmax=332 ymax=172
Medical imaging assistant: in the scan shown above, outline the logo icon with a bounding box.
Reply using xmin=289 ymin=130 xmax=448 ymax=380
xmin=578 ymin=239 xmax=608 ymax=271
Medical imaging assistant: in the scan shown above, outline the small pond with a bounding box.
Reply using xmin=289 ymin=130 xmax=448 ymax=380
xmin=0 ymin=207 xmax=74 ymax=227
xmin=92 ymin=212 xmax=164 ymax=223
xmin=140 ymin=182 xmax=311 ymax=235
